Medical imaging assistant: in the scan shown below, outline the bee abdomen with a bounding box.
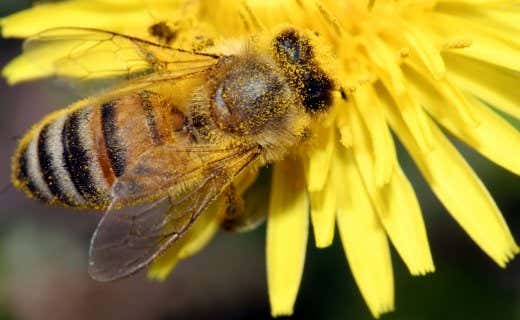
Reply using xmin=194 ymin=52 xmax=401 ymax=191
xmin=13 ymin=106 xmax=112 ymax=208
xmin=61 ymin=107 xmax=111 ymax=206
xmin=13 ymin=138 xmax=53 ymax=203
xmin=38 ymin=119 xmax=86 ymax=206
xmin=101 ymin=102 xmax=126 ymax=177
xmin=13 ymin=90 xmax=171 ymax=209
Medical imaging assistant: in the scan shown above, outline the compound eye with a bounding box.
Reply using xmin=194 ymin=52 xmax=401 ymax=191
xmin=274 ymin=29 xmax=312 ymax=65
xmin=301 ymin=71 xmax=334 ymax=113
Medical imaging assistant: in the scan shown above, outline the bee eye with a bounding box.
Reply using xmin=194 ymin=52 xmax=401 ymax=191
xmin=274 ymin=29 xmax=312 ymax=65
xmin=301 ymin=71 xmax=334 ymax=113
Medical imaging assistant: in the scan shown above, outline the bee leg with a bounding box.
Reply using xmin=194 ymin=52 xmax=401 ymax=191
xmin=220 ymin=184 xmax=246 ymax=232
xmin=220 ymin=183 xmax=266 ymax=233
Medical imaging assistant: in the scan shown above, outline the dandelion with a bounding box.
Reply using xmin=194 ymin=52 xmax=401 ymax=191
xmin=2 ymin=0 xmax=519 ymax=317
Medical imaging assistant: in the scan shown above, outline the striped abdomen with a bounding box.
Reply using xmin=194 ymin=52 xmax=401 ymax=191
xmin=12 ymin=91 xmax=183 ymax=209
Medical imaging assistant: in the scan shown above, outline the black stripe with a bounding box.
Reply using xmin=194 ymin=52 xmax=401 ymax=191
xmin=62 ymin=109 xmax=99 ymax=201
xmin=17 ymin=145 xmax=48 ymax=201
xmin=139 ymin=91 xmax=162 ymax=145
xmin=37 ymin=124 xmax=77 ymax=206
xmin=102 ymin=101 xmax=126 ymax=177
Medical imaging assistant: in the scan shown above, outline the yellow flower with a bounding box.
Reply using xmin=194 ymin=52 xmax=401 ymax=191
xmin=2 ymin=0 xmax=519 ymax=318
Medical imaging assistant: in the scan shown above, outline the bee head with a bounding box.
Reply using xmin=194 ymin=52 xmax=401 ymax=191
xmin=273 ymin=28 xmax=334 ymax=114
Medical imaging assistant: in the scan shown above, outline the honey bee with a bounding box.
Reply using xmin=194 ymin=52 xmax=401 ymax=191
xmin=11 ymin=26 xmax=337 ymax=281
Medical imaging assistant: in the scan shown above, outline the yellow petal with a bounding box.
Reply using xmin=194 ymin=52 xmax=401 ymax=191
xmin=3 ymin=50 xmax=58 ymax=84
xmin=436 ymin=0 xmax=518 ymax=4
xmin=304 ymin=124 xmax=335 ymax=192
xmin=431 ymin=12 xmax=520 ymax=71
xmin=364 ymin=36 xmax=436 ymax=154
xmin=336 ymin=102 xmax=354 ymax=148
xmin=346 ymin=100 xmax=434 ymax=275
xmin=380 ymin=84 xmax=519 ymax=267
xmin=353 ymin=85 xmax=397 ymax=186
xmin=401 ymin=21 xmax=446 ymax=80
xmin=435 ymin=5 xmax=520 ymax=48
xmin=334 ymin=145 xmax=394 ymax=318
xmin=362 ymin=34 xmax=407 ymax=95
xmin=443 ymin=52 xmax=520 ymax=120
xmin=305 ymin=121 xmax=337 ymax=248
xmin=147 ymin=198 xmax=223 ymax=281
xmin=267 ymin=159 xmax=309 ymax=317
xmin=3 ymin=35 xmax=148 ymax=84
xmin=380 ymin=167 xmax=435 ymax=275
xmin=309 ymin=171 xmax=336 ymax=248
xmin=1 ymin=0 xmax=182 ymax=83
xmin=483 ymin=8 xmax=520 ymax=33
xmin=404 ymin=62 xmax=520 ymax=176
xmin=1 ymin=0 xmax=180 ymax=38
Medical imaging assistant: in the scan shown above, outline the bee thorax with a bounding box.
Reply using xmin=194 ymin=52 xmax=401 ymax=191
xmin=210 ymin=58 xmax=292 ymax=135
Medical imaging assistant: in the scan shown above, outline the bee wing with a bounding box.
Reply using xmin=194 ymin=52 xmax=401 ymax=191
xmin=23 ymin=27 xmax=219 ymax=88
xmin=88 ymin=144 xmax=261 ymax=281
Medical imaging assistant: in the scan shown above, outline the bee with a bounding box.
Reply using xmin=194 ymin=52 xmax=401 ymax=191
xmin=11 ymin=26 xmax=337 ymax=281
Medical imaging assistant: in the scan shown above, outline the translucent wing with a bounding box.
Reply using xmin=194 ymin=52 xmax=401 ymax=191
xmin=23 ymin=27 xmax=219 ymax=86
xmin=88 ymin=144 xmax=261 ymax=281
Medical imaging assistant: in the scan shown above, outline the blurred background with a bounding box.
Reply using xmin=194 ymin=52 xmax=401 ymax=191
xmin=0 ymin=2 xmax=519 ymax=320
